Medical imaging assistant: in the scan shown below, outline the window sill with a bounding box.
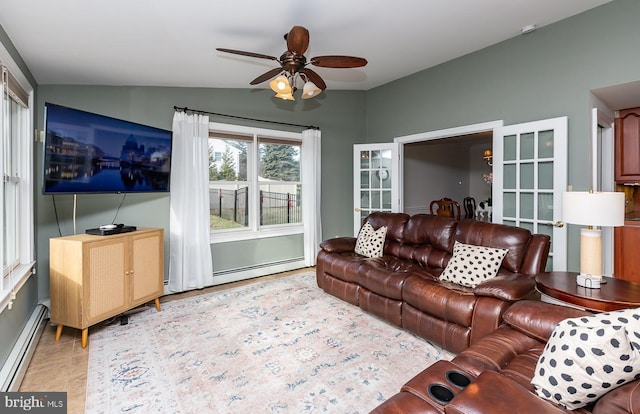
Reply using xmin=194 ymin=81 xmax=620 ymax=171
xmin=211 ymin=224 xmax=304 ymax=244
xmin=0 ymin=262 xmax=36 ymax=314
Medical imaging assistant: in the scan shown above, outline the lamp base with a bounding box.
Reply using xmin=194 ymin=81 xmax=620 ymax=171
xmin=576 ymin=273 xmax=602 ymax=289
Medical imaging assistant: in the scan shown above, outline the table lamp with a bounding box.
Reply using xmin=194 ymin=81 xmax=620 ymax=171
xmin=562 ymin=190 xmax=625 ymax=288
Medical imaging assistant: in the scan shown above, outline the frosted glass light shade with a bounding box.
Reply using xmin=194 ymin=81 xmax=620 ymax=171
xmin=274 ymin=91 xmax=295 ymax=101
xmin=302 ymin=81 xmax=322 ymax=99
xmin=269 ymin=76 xmax=291 ymax=94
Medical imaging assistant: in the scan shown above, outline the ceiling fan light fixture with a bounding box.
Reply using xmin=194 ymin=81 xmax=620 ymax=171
xmin=302 ymin=81 xmax=322 ymax=99
xmin=269 ymin=75 xmax=291 ymax=94
xmin=217 ymin=26 xmax=367 ymax=102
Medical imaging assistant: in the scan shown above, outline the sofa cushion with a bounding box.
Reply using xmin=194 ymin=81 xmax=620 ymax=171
xmin=402 ymin=275 xmax=476 ymax=328
xmin=531 ymin=308 xmax=640 ymax=410
xmin=403 ymin=214 xmax=457 ymax=253
xmin=355 ymin=222 xmax=387 ymax=258
xmin=455 ymin=219 xmax=531 ymax=273
xmin=439 ymin=241 xmax=508 ymax=287
xmin=362 ymin=212 xmax=409 ymax=244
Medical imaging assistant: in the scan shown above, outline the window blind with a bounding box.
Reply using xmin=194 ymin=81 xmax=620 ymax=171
xmin=2 ymin=66 xmax=28 ymax=108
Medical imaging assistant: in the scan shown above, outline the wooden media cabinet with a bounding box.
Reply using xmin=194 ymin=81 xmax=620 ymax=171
xmin=49 ymin=227 xmax=164 ymax=348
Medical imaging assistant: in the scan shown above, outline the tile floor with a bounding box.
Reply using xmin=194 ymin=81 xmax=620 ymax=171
xmin=18 ymin=268 xmax=308 ymax=414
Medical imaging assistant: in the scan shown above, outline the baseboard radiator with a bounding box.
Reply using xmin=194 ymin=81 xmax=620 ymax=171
xmin=0 ymin=304 xmax=47 ymax=391
xmin=162 ymin=258 xmax=309 ymax=294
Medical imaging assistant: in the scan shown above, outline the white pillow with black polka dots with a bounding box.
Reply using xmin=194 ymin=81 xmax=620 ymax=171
xmin=438 ymin=241 xmax=508 ymax=288
xmin=531 ymin=308 xmax=640 ymax=410
xmin=354 ymin=222 xmax=387 ymax=258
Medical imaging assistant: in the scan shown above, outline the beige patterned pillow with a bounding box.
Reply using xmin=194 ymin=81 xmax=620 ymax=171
xmin=439 ymin=241 xmax=508 ymax=287
xmin=354 ymin=222 xmax=387 ymax=258
xmin=531 ymin=308 xmax=640 ymax=410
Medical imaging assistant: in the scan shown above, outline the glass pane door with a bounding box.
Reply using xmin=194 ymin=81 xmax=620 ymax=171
xmin=494 ymin=117 xmax=567 ymax=271
xmin=353 ymin=143 xmax=400 ymax=235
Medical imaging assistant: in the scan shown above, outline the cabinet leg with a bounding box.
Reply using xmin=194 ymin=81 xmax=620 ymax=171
xmin=155 ymin=298 xmax=161 ymax=312
xmin=55 ymin=324 xmax=63 ymax=341
xmin=81 ymin=328 xmax=88 ymax=349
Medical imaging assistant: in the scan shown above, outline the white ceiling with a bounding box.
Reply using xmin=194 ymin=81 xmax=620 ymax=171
xmin=0 ymin=0 xmax=614 ymax=91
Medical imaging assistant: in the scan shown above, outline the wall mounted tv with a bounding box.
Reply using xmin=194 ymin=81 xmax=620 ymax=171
xmin=43 ymin=103 xmax=173 ymax=194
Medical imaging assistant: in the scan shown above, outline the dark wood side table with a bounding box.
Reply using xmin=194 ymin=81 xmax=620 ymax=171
xmin=535 ymin=271 xmax=640 ymax=312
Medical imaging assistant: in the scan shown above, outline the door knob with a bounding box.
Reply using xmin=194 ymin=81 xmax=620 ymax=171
xmin=540 ymin=221 xmax=564 ymax=228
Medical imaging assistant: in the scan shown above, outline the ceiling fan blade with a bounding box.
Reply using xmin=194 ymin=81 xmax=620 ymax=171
xmin=216 ymin=48 xmax=279 ymax=62
xmin=250 ymin=68 xmax=284 ymax=85
xmin=303 ymin=68 xmax=327 ymax=90
xmin=286 ymin=26 xmax=309 ymax=56
xmin=311 ymin=55 xmax=368 ymax=68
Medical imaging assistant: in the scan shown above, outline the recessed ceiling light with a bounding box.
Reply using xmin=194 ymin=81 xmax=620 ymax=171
xmin=521 ymin=24 xmax=537 ymax=34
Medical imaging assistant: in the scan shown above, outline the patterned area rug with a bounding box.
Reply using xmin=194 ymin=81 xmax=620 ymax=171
xmin=85 ymin=272 xmax=452 ymax=413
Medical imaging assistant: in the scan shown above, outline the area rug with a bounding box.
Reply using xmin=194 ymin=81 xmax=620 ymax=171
xmin=85 ymin=272 xmax=453 ymax=413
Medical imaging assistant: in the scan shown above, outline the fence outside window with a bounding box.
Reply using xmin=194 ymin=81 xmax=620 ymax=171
xmin=210 ymin=187 xmax=301 ymax=229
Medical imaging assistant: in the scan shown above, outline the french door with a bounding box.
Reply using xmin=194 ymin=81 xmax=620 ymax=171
xmin=353 ymin=117 xmax=567 ymax=271
xmin=493 ymin=117 xmax=568 ymax=271
xmin=352 ymin=143 xmax=401 ymax=235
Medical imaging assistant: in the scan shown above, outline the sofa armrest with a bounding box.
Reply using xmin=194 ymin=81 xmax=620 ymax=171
xmin=445 ymin=371 xmax=567 ymax=414
xmin=472 ymin=274 xmax=536 ymax=302
xmin=593 ymin=380 xmax=640 ymax=414
xmin=319 ymin=237 xmax=357 ymax=253
xmin=502 ymin=300 xmax=591 ymax=342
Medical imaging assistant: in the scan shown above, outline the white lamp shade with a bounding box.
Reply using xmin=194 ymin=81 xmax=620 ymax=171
xmin=302 ymin=81 xmax=322 ymax=99
xmin=562 ymin=191 xmax=624 ymax=227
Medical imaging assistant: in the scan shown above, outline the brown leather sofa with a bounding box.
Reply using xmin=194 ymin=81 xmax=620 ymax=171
xmin=316 ymin=212 xmax=551 ymax=353
xmin=371 ymin=300 xmax=640 ymax=413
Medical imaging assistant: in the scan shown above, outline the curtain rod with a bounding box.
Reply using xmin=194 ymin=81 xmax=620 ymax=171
xmin=173 ymin=106 xmax=319 ymax=130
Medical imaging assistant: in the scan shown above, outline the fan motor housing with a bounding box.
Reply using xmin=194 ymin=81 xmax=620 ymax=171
xmin=280 ymin=52 xmax=307 ymax=74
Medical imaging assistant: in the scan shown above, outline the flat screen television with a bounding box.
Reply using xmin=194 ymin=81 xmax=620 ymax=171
xmin=43 ymin=103 xmax=173 ymax=194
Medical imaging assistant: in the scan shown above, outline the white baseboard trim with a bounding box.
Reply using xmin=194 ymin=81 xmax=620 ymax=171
xmin=0 ymin=304 xmax=47 ymax=391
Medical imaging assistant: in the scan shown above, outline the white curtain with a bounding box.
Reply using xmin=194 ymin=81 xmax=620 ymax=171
xmin=302 ymin=128 xmax=322 ymax=266
xmin=168 ymin=111 xmax=214 ymax=292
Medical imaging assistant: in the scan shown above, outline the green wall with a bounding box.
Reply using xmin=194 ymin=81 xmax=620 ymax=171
xmin=212 ymin=235 xmax=304 ymax=273
xmin=35 ymin=86 xmax=366 ymax=299
xmin=365 ymin=0 xmax=640 ymax=271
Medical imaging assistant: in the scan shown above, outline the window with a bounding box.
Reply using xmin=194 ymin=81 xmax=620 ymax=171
xmin=208 ymin=124 xmax=303 ymax=240
xmin=1 ymin=63 xmax=34 ymax=312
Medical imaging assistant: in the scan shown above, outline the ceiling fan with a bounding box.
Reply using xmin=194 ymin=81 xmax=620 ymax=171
xmin=216 ymin=26 xmax=367 ymax=100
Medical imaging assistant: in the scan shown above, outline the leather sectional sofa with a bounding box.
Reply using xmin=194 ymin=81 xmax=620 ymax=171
xmin=316 ymin=212 xmax=551 ymax=353
xmin=317 ymin=212 xmax=640 ymax=413
xmin=371 ymin=300 xmax=640 ymax=413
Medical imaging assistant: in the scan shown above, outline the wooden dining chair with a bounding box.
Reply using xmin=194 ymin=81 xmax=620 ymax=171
xmin=463 ymin=197 xmax=476 ymax=219
xmin=429 ymin=198 xmax=461 ymax=220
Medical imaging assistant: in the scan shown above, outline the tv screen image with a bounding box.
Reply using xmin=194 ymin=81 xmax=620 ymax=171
xmin=43 ymin=103 xmax=173 ymax=194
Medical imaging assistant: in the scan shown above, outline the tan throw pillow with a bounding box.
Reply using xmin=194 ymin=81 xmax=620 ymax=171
xmin=354 ymin=222 xmax=387 ymax=258
xmin=439 ymin=241 xmax=508 ymax=287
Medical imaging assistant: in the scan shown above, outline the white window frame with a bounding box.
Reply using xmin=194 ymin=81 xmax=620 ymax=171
xmin=0 ymin=54 xmax=35 ymax=313
xmin=208 ymin=122 xmax=304 ymax=244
